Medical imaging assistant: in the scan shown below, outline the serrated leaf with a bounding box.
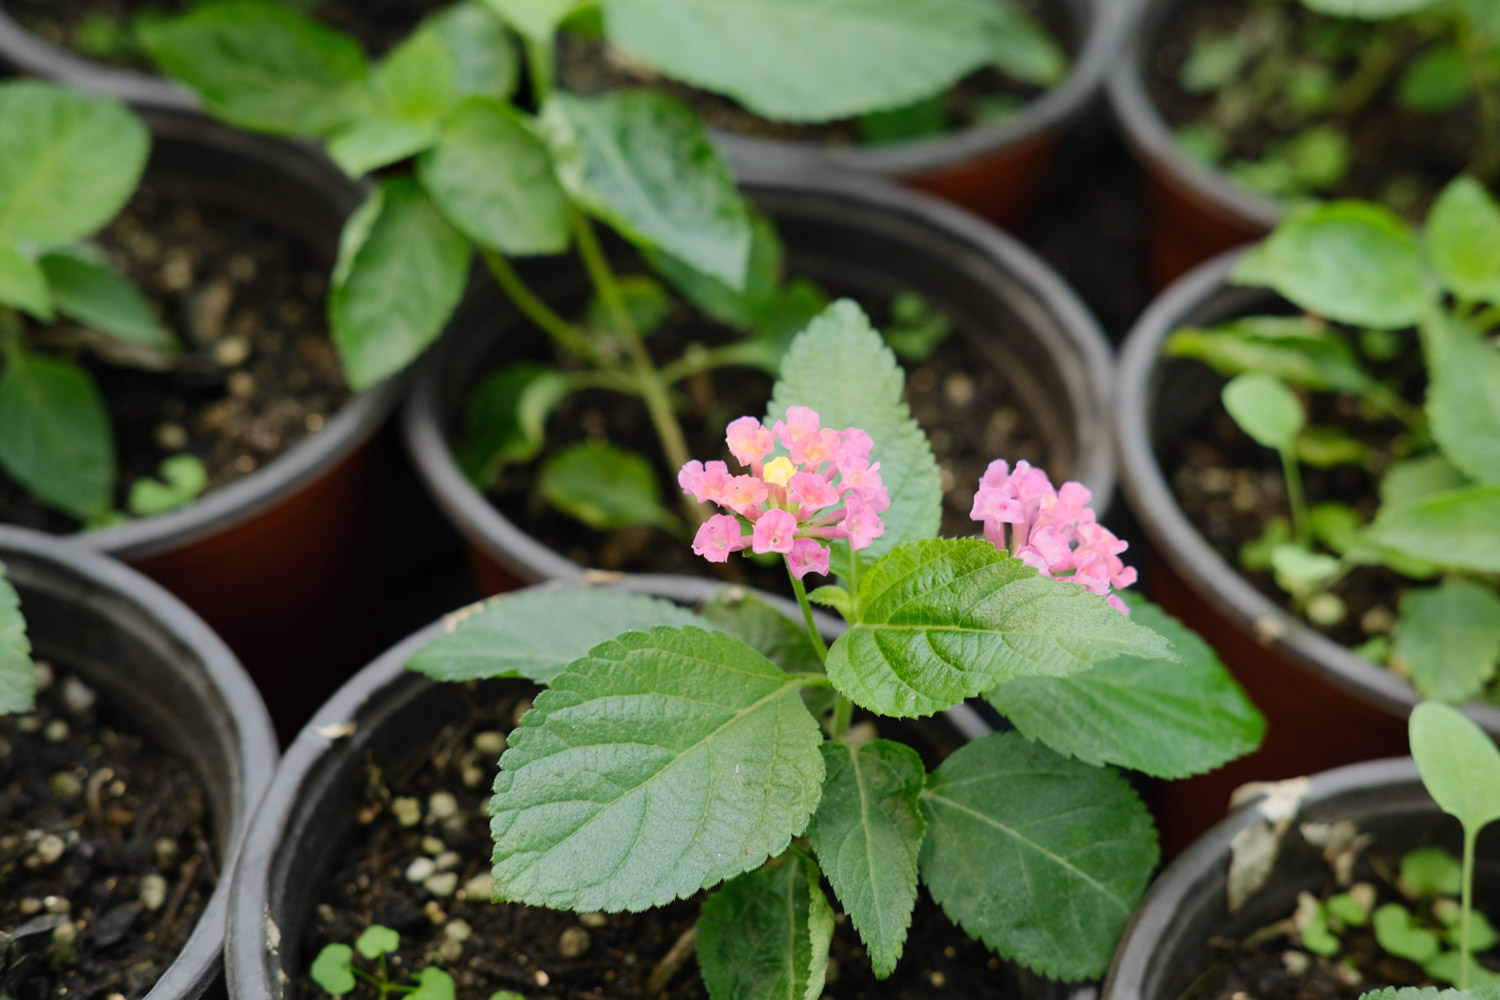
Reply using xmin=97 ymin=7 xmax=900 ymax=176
xmin=406 ymin=588 xmax=707 ymax=683
xmin=330 ymin=178 xmax=471 ymax=389
xmin=541 ymin=91 xmax=751 ymax=289
xmin=1411 ymin=701 xmax=1500 ymax=832
xmin=767 ymin=301 xmax=941 ymax=564
xmin=0 ymin=83 xmax=149 ymax=245
xmin=918 ymin=732 xmax=1158 ymax=981
xmin=0 ymin=246 xmax=52 ymax=320
xmin=603 ymin=0 xmax=1041 ymax=123
xmin=538 ymin=441 xmax=681 ymax=533
xmin=418 ymin=98 xmax=570 ymax=256
xmin=1165 ymin=316 xmax=1376 ymax=394
xmin=806 ymin=585 xmax=853 ymax=621
xmin=987 ymin=598 xmax=1264 ymax=779
xmin=139 ymin=1 xmax=373 ymax=136
xmin=489 ymin=626 xmax=826 ymax=911
xmin=0 ymin=562 xmax=34 ymax=716
xmin=1231 ymin=201 xmax=1432 ymax=330
xmin=40 ymin=250 xmax=173 ymax=350
xmin=1360 ymin=988 xmax=1500 ymax=1000
xmin=1391 ymin=579 xmax=1500 ymax=703
xmin=825 ymin=540 xmax=1175 ymax=718
xmin=699 ymin=591 xmax=825 ymax=677
xmin=806 ymin=739 xmax=925 ymax=978
xmin=698 ymin=848 xmax=833 ymax=1000
xmin=0 ymin=351 xmax=114 ymax=520
xmin=1421 ymin=313 xmax=1500 ymax=486
xmin=1365 ymin=487 xmax=1500 ymax=574
xmin=1222 ymin=373 xmax=1306 ymax=452
xmin=455 ymin=363 xmax=572 ymax=486
xmin=422 ymin=2 xmax=518 ymax=101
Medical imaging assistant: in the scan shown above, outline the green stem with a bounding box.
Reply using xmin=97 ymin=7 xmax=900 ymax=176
xmin=480 ymin=248 xmax=608 ymax=366
xmin=846 ymin=547 xmax=860 ymax=598
xmin=831 ymin=694 xmax=853 ymax=740
xmin=526 ymin=35 xmax=555 ymax=106
xmin=659 ymin=342 xmax=775 ymax=384
xmin=788 ymin=568 xmax=829 ymax=664
xmin=1331 ymin=29 xmax=1407 ymax=119
xmin=1462 ymin=826 xmax=1478 ymax=988
xmin=1281 ymin=446 xmax=1312 ymax=548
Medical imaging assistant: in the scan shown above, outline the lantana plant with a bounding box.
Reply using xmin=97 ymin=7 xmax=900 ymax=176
xmin=399 ymin=302 xmax=1264 ymax=993
xmin=1167 ymin=176 xmax=1500 ymax=705
xmin=0 ymin=82 xmax=207 ymax=526
xmin=0 ymin=561 xmax=32 ymax=717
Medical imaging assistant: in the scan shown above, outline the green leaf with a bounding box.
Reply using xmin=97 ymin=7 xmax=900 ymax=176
xmin=987 ymin=598 xmax=1264 ymax=779
xmin=1428 ymin=177 xmax=1500 ymax=304
xmin=409 ymin=967 xmax=456 ymax=1000
xmin=1231 ymin=202 xmax=1431 ymax=330
xmin=603 ymin=0 xmax=1041 ymax=123
xmin=327 ymin=119 xmax=441 ymax=177
xmin=1402 ymin=847 xmax=1463 ymax=897
xmin=489 ymin=626 xmax=826 ymax=911
xmin=1391 ymin=579 xmax=1500 ymax=703
xmin=825 ymin=540 xmax=1175 ymax=718
xmin=1296 ymin=426 xmax=1368 ymax=469
xmin=40 ymin=250 xmax=173 ymax=350
xmin=767 ymin=301 xmax=941 ymax=564
xmin=1165 ymin=316 xmax=1376 ymax=394
xmin=806 ymin=585 xmax=853 ymax=621
xmin=455 ymin=363 xmax=571 ymax=486
xmin=1179 ymin=31 xmax=1250 ymax=94
xmin=699 ymin=590 xmax=825 ymax=677
xmin=0 ymin=83 xmax=150 ymax=245
xmin=329 ymin=178 xmax=471 ymax=389
xmin=1422 ymin=313 xmax=1500 ymax=486
xmin=0 ymin=351 xmax=114 ymax=520
xmin=418 ymin=98 xmax=570 ymax=256
xmin=541 ymin=91 xmax=752 ymax=289
xmin=353 ymin=925 xmax=400 ymax=960
xmin=882 ymin=292 xmax=952 ymax=365
xmin=698 ymin=849 xmax=833 ymax=1000
xmin=422 ymin=2 xmax=518 ymax=101
xmin=480 ymin=0 xmax=583 ymax=41
xmin=1301 ymin=0 xmax=1439 ymax=14
xmin=1301 ymin=896 xmax=1341 ymax=955
xmin=1222 ymin=373 xmax=1305 ymax=452
xmin=406 ymin=588 xmax=706 ymax=684
xmin=0 ymin=561 xmax=34 ymax=716
xmin=1383 ymin=455 xmax=1473 ymax=509
xmin=1400 ymin=46 xmax=1471 ymax=113
xmin=1360 ymin=988 xmax=1500 ymax=1000
xmin=1366 ymin=487 xmax=1500 ymax=574
xmin=127 ymin=454 xmax=208 ymax=517
xmin=918 ymin=732 xmax=1157 ymax=981
xmin=1423 ymin=953 xmax=1499 ymax=989
xmin=309 ymin=943 xmax=355 ymax=995
xmin=1271 ymin=543 xmax=1342 ymax=596
xmin=990 ymin=4 xmax=1066 ymax=86
xmin=644 ymin=208 xmax=783 ymax=329
xmin=1411 ymin=701 xmax=1500 ymax=832
xmin=806 ymin=739 xmax=925 ymax=978
xmin=1375 ymin=902 xmax=1441 ymax=963
xmin=139 ymin=1 xmax=373 ymax=136
xmin=858 ymin=94 xmax=948 ymax=145
xmin=1328 ymin=890 xmax=1371 ymax=926
xmin=1440 ymin=904 xmax=1499 ymax=951
xmin=375 ymin=27 xmax=453 ymax=121
xmin=0 ymin=246 xmax=53 ymax=320
xmin=585 ymin=275 xmax=673 ymax=339
xmin=538 ymin=440 xmax=681 ymax=532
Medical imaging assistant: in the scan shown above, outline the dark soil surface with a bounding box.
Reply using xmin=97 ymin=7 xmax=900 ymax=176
xmin=0 ymin=178 xmax=349 ymax=532
xmin=7 ymin=0 xmax=444 ymax=62
xmin=294 ymin=684 xmax=1035 ymax=1000
xmin=1148 ymin=0 xmax=1489 ymax=212
xmin=0 ymin=663 xmax=215 ymax=999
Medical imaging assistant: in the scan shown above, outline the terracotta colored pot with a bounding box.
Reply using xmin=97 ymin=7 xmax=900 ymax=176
xmin=1113 ymin=250 xmax=1500 ymax=860
xmin=1 ymin=524 xmax=278 ymax=999
xmin=403 ymin=168 xmax=1117 ymax=596
xmin=1107 ymin=0 xmax=1279 ymax=290
xmin=56 ymin=106 xmax=408 ymax=741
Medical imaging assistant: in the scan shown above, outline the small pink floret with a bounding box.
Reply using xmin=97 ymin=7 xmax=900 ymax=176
xmin=720 ymin=475 xmax=770 ymax=515
xmin=692 ymin=514 xmax=747 ymax=563
xmin=841 ymin=493 xmax=885 ymax=551
xmin=753 ymin=508 xmax=798 ymax=554
xmin=678 ymin=460 xmax=732 ymax=504
xmin=787 ymin=538 xmax=830 ymax=580
xmin=788 ymin=472 xmax=839 ymax=511
xmin=725 ymin=416 xmax=775 ymax=466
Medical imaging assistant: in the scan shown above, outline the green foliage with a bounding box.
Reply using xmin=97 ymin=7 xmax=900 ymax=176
xmin=538 ymin=441 xmax=682 ymax=532
xmin=1301 ymin=0 xmax=1439 ymax=16
xmin=1222 ymin=372 xmax=1306 ymax=451
xmin=128 ymin=455 xmax=208 ymax=517
xmin=0 ymin=561 xmax=34 ymax=717
xmin=455 ymin=364 xmax=571 ymax=486
xmin=1375 ymin=902 xmax=1442 ymax=962
xmin=1422 ymin=313 xmax=1500 ymax=486
xmin=1391 ymin=580 xmax=1500 ymax=703
xmin=1367 ymin=487 xmax=1500 ymax=574
xmin=699 ymin=590 xmax=826 ymax=678
xmin=310 ymin=943 xmax=356 ymax=995
xmin=1166 ymin=316 xmax=1377 ymax=395
xmin=697 ymin=849 xmax=833 ymax=1000
xmin=1428 ymin=178 xmax=1500 ymax=305
xmin=0 ymin=351 xmax=115 ymax=521
xmin=310 ymin=926 xmax=457 ymax=999
xmin=1403 ymin=847 xmax=1464 ymax=897
xmin=881 ymin=292 xmax=952 ymax=364
xmin=39 ymin=250 xmax=174 ymax=351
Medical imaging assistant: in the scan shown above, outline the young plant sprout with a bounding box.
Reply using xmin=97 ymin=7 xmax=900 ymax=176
xmin=388 ymin=301 xmax=1265 ymax=995
xmin=0 ymin=82 xmax=208 ymax=526
xmin=1168 ymin=177 xmax=1500 ymax=704
xmin=312 ymin=924 xmax=526 ymax=1000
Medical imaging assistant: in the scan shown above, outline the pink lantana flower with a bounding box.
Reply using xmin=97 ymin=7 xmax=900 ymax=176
xmin=971 ymin=458 xmax=1136 ymax=614
xmin=680 ymin=410 xmax=890 ymax=580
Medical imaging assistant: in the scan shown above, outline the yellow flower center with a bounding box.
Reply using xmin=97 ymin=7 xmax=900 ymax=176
xmin=762 ymin=456 xmax=795 ymax=486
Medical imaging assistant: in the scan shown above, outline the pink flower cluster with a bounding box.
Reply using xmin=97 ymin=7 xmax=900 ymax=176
xmin=971 ymin=459 xmax=1137 ymax=614
xmin=679 ymin=407 xmax=890 ymax=579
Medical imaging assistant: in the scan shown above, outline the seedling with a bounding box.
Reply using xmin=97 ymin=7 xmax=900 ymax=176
xmin=0 ymin=561 xmax=32 ymax=717
xmin=311 ymin=924 xmax=525 ymax=999
xmin=1167 ymin=179 xmax=1500 ymax=704
xmin=400 ymin=302 xmax=1264 ymax=994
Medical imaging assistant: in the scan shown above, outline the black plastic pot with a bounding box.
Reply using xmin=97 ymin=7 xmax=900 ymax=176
xmin=1113 ymin=249 xmax=1500 ymax=857
xmin=1 ymin=524 xmax=278 ymax=1000
xmin=1107 ymin=0 xmax=1279 ymax=289
xmin=403 ymin=167 xmax=1116 ymax=595
xmin=53 ymin=104 xmax=409 ymax=740
xmin=1103 ymin=756 xmax=1500 ymax=999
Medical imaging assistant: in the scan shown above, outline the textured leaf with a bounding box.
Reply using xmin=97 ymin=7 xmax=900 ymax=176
xmin=40 ymin=250 xmax=173 ymax=349
xmin=918 ymin=732 xmax=1158 ymax=981
xmin=767 ymin=301 xmax=941 ymax=564
xmin=407 ymin=588 xmax=705 ymax=683
xmin=1222 ymin=373 xmax=1306 ymax=451
xmin=1411 ymin=702 xmax=1500 ymax=833
xmin=538 ymin=441 xmax=680 ymax=532
xmin=987 ymin=598 xmax=1264 ymax=779
xmin=330 ymin=178 xmax=471 ymax=388
xmin=455 ymin=363 xmax=571 ymax=486
xmin=540 ymin=91 xmax=751 ymax=288
xmin=1427 ymin=177 xmax=1500 ymax=303
xmin=604 ymin=0 xmax=1039 ymax=122
xmin=824 ymin=540 xmax=1176 ymax=718
xmin=1422 ymin=313 xmax=1500 ymax=486
xmin=480 ymin=0 xmax=584 ymax=40
xmin=0 ymin=561 xmax=34 ymax=716
xmin=327 ymin=118 xmax=441 ymax=176
xmin=1392 ymin=580 xmax=1500 ymax=703
xmin=645 ymin=209 xmax=783 ymax=329
xmin=422 ymin=2 xmax=518 ymax=101
xmin=699 ymin=590 xmax=825 ymax=677
xmin=806 ymin=739 xmax=925 ymax=978
xmin=0 ymin=352 xmax=113 ymax=520
xmin=698 ymin=848 xmax=833 ymax=1000
xmin=418 ymin=98 xmax=570 ymax=255
xmin=1301 ymin=0 xmax=1440 ymax=16
xmin=140 ymin=1 xmax=373 ymax=136
xmin=1366 ymin=487 xmax=1500 ymax=574
xmin=1360 ymin=988 xmax=1500 ymax=1000
xmin=0 ymin=83 xmax=149 ymax=245
xmin=0 ymin=246 xmax=52 ymax=320
xmin=1231 ymin=202 xmax=1432 ymax=330
xmin=489 ymin=627 xmax=826 ymax=911
xmin=1165 ymin=316 xmax=1376 ymax=394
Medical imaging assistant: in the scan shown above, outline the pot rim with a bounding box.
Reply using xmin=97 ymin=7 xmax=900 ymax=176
xmin=1114 ymin=247 xmax=1500 ymax=735
xmin=402 ymin=164 xmax=1117 ymax=587
xmin=0 ymin=523 xmax=278 ymax=1000
xmin=1105 ymin=0 xmax=1281 ymax=232
xmin=0 ymin=12 xmax=196 ymax=109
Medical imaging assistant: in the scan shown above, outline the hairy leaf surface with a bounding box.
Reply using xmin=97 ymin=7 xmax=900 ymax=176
xmin=0 ymin=562 xmax=33 ymax=716
xmin=697 ymin=848 xmax=833 ymax=1000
